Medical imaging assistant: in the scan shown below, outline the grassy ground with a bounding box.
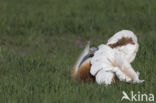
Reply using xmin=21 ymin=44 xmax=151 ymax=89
xmin=0 ymin=0 xmax=156 ymax=103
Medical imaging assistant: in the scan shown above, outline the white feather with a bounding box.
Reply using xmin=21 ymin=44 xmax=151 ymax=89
xmin=90 ymin=30 xmax=144 ymax=85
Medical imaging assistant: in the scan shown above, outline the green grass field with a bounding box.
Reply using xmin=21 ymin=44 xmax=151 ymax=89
xmin=0 ymin=0 xmax=156 ymax=103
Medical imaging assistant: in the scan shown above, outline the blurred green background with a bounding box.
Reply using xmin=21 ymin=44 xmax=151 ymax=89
xmin=0 ymin=0 xmax=155 ymax=103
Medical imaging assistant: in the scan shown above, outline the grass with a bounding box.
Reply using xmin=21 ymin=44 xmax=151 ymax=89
xmin=0 ymin=0 xmax=156 ymax=103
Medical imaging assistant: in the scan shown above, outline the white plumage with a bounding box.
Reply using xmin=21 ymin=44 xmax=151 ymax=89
xmin=90 ymin=30 xmax=144 ymax=85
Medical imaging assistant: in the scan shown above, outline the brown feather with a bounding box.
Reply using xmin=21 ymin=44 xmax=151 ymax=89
xmin=76 ymin=59 xmax=95 ymax=82
xmin=72 ymin=59 xmax=117 ymax=84
xmin=108 ymin=37 xmax=135 ymax=48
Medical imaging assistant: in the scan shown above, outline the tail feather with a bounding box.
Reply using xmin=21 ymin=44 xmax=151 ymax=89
xmin=71 ymin=41 xmax=90 ymax=78
xmin=75 ymin=41 xmax=90 ymax=72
